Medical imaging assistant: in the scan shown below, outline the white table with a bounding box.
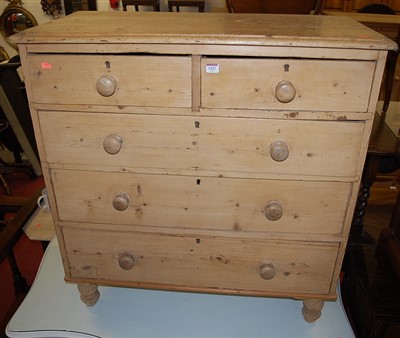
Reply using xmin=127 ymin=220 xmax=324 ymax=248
xmin=7 ymin=238 xmax=355 ymax=338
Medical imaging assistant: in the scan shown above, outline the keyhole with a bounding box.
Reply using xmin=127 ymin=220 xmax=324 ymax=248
xmin=284 ymin=64 xmax=289 ymax=72
xmin=196 ymin=179 xmax=201 ymax=185
xmin=195 ymin=121 xmax=200 ymax=128
xmin=105 ymin=61 xmax=111 ymax=69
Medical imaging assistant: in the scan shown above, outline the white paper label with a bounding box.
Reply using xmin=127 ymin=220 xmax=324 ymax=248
xmin=206 ymin=64 xmax=220 ymax=74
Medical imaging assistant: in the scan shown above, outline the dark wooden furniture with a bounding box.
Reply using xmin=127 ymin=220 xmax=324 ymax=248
xmin=0 ymin=119 xmax=36 ymax=195
xmin=0 ymin=188 xmax=43 ymax=333
xmin=351 ymin=112 xmax=399 ymax=242
xmin=168 ymin=0 xmax=205 ymax=12
xmin=122 ymin=0 xmax=160 ymax=11
xmin=342 ymin=243 xmax=400 ymax=338
xmin=0 ymin=58 xmax=40 ymax=195
xmin=225 ymin=0 xmax=323 ymax=14
xmin=350 ymin=48 xmax=399 ymax=243
xmin=323 ymin=0 xmax=400 ymax=14
xmin=63 ymin=0 xmax=97 ymax=15
xmin=381 ymin=189 xmax=400 ymax=281
xmin=342 ymin=186 xmax=400 ymax=337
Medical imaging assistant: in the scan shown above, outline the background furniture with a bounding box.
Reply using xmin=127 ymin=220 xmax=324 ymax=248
xmin=351 ymin=113 xmax=400 ymax=243
xmin=12 ymin=11 xmax=395 ymax=323
xmin=342 ymin=243 xmax=400 ymax=337
xmin=6 ymin=237 xmax=355 ymax=338
xmin=323 ymin=0 xmax=400 ymax=14
xmin=168 ymin=0 xmax=205 ymax=12
xmin=63 ymin=0 xmax=97 ymax=15
xmin=0 ymin=189 xmax=42 ymax=334
xmin=342 ymin=185 xmax=400 ymax=337
xmin=122 ymin=0 xmax=160 ymax=11
xmin=0 ymin=58 xmax=40 ymax=174
xmin=0 ymin=58 xmax=41 ymax=195
xmin=0 ymin=118 xmax=35 ymax=195
xmin=226 ymin=0 xmax=323 ymax=14
xmin=381 ymin=186 xmax=400 ymax=280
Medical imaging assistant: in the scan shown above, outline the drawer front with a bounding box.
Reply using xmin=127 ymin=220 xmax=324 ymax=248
xmin=201 ymin=58 xmax=375 ymax=112
xmin=27 ymin=55 xmax=192 ymax=107
xmin=63 ymin=228 xmax=338 ymax=295
xmin=53 ymin=169 xmax=350 ymax=235
xmin=40 ymin=111 xmax=364 ymax=178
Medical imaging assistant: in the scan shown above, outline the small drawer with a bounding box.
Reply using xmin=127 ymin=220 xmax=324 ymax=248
xmin=40 ymin=111 xmax=364 ymax=178
xmin=53 ymin=169 xmax=351 ymax=235
xmin=201 ymin=58 xmax=375 ymax=112
xmin=27 ymin=54 xmax=192 ymax=107
xmin=63 ymin=228 xmax=338 ymax=295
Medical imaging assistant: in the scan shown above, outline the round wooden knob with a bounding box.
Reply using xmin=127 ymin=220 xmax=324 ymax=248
xmin=259 ymin=261 xmax=276 ymax=280
xmin=112 ymin=192 xmax=130 ymax=211
xmin=118 ymin=252 xmax=135 ymax=270
xmin=275 ymin=80 xmax=296 ymax=103
xmin=96 ymin=75 xmax=117 ymax=97
xmin=264 ymin=201 xmax=283 ymax=221
xmin=270 ymin=140 xmax=289 ymax=162
xmin=103 ymin=134 xmax=123 ymax=154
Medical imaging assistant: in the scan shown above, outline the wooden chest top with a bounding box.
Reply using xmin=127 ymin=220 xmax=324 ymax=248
xmin=10 ymin=11 xmax=397 ymax=50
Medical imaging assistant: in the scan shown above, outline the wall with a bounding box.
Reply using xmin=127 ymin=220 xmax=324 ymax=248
xmin=0 ymin=0 xmax=227 ymax=59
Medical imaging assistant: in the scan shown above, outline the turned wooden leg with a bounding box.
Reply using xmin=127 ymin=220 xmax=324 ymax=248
xmin=302 ymin=299 xmax=324 ymax=323
xmin=350 ymin=155 xmax=379 ymax=243
xmin=77 ymin=283 xmax=100 ymax=306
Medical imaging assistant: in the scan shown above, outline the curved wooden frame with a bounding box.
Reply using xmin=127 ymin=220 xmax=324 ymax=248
xmin=0 ymin=0 xmax=37 ymax=49
xmin=225 ymin=0 xmax=324 ymax=14
xmin=0 ymin=46 xmax=9 ymax=62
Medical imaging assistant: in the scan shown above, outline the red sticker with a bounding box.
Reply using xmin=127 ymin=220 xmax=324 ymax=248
xmin=41 ymin=62 xmax=52 ymax=70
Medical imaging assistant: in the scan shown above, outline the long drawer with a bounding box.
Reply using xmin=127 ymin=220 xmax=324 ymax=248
xmin=53 ymin=169 xmax=350 ymax=235
xmin=201 ymin=58 xmax=375 ymax=112
xmin=27 ymin=54 xmax=192 ymax=107
xmin=63 ymin=227 xmax=338 ymax=295
xmin=40 ymin=111 xmax=364 ymax=178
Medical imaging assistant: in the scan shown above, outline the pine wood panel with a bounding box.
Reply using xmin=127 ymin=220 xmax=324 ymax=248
xmin=201 ymin=58 xmax=375 ymax=112
xmin=10 ymin=12 xmax=397 ymax=50
xmin=52 ymin=169 xmax=352 ymax=235
xmin=27 ymin=54 xmax=192 ymax=107
xmin=39 ymin=111 xmax=364 ymax=178
xmin=13 ymin=12 xmax=395 ymax=315
xmin=63 ymin=227 xmax=339 ymax=296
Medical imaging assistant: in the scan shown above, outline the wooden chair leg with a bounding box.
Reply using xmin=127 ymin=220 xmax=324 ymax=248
xmin=8 ymin=250 xmax=28 ymax=296
xmin=0 ymin=173 xmax=10 ymax=195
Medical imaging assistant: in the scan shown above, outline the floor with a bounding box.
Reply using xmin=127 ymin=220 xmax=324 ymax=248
xmin=0 ymin=171 xmax=398 ymax=337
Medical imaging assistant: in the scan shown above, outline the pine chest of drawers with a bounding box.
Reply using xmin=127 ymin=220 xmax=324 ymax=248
xmin=11 ymin=11 xmax=397 ymax=322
